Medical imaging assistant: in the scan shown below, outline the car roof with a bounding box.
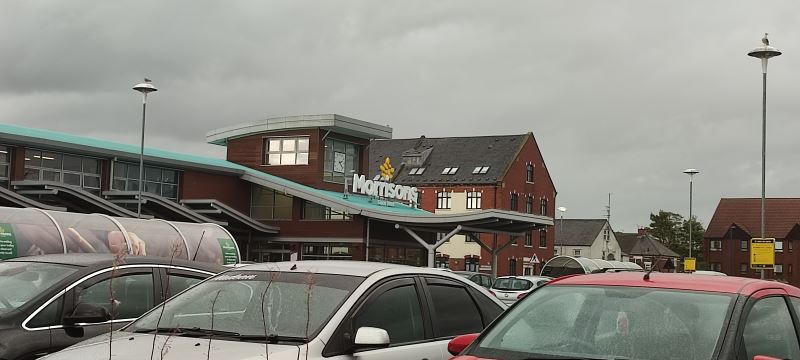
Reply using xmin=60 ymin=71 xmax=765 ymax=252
xmin=236 ymin=260 xmax=414 ymax=277
xmin=550 ymin=272 xmax=800 ymax=297
xmin=495 ymin=275 xmax=551 ymax=281
xmin=5 ymin=253 xmax=225 ymax=272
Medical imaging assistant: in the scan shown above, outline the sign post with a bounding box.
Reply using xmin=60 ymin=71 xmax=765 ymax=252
xmin=683 ymin=257 xmax=696 ymax=272
xmin=750 ymin=238 xmax=775 ymax=270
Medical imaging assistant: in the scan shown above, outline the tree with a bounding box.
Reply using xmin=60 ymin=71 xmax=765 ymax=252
xmin=648 ymin=210 xmax=705 ymax=261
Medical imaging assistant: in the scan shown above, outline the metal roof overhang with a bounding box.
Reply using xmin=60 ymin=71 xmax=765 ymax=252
xmin=103 ymin=191 xmax=226 ymax=225
xmin=12 ymin=181 xmax=147 ymax=218
xmin=0 ymin=185 xmax=66 ymax=211
xmin=371 ymin=209 xmax=553 ymax=235
xmin=180 ymin=199 xmax=279 ymax=234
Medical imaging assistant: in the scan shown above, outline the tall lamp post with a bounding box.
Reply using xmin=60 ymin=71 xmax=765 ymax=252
xmin=132 ymin=79 xmax=157 ymax=219
xmin=683 ymin=168 xmax=699 ymax=259
xmin=748 ymin=34 xmax=781 ymax=279
xmin=557 ymin=206 xmax=567 ymax=255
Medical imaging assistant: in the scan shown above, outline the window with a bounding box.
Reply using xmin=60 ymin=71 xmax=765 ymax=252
xmin=265 ymin=137 xmax=309 ymax=166
xmin=466 ymin=191 xmax=482 ymax=209
xmin=303 ymin=201 xmax=352 ymax=220
xmin=508 ymin=259 xmax=517 ymax=276
xmin=441 ymin=167 xmax=459 ymax=175
xmin=776 ymin=240 xmax=784 ymax=252
xmin=302 ymin=244 xmax=352 ymax=260
xmin=112 ymin=162 xmax=179 ymax=200
xmin=510 ymin=193 xmax=518 ymax=211
xmin=28 ymin=297 xmax=62 ymax=328
xmin=540 ymin=198 xmax=548 ymax=216
xmin=740 ymin=263 xmax=748 ymax=274
xmin=525 ymin=196 xmax=533 ymax=213
xmin=573 ymin=249 xmax=582 ymax=257
xmin=742 ymin=297 xmax=800 ymax=360
xmin=0 ymin=146 xmax=10 ymax=188
xmin=251 ymin=185 xmax=293 ymax=221
xmin=77 ymin=273 xmax=154 ymax=320
xmin=710 ymin=240 xmax=722 ymax=251
xmin=790 ymin=240 xmax=794 ymax=252
xmin=323 ymin=139 xmax=359 ymax=183
xmin=524 ymin=232 xmax=532 ymax=247
xmin=435 ymin=255 xmax=449 ymax=269
xmin=436 ymin=191 xmax=452 ymax=209
xmin=465 ymin=258 xmax=479 ymax=272
xmin=791 ymin=264 xmax=794 ymax=274
xmin=353 ymin=285 xmax=424 ymax=345
xmin=526 ymin=164 xmax=534 ymax=182
xmin=472 ymin=166 xmax=490 ymax=174
xmin=427 ymin=283 xmax=484 ymax=336
xmin=408 ymin=167 xmax=425 ymax=175
xmin=25 ymin=149 xmax=102 ymax=195
xmin=523 ymin=267 xmax=532 ymax=276
xmin=710 ymin=263 xmax=722 ymax=272
xmin=166 ymin=274 xmax=204 ymax=298
xmin=741 ymin=239 xmax=749 ymax=251
xmin=510 ymin=235 xmax=518 ymax=246
xmin=539 ymin=230 xmax=547 ymax=248
xmin=775 ymin=264 xmax=783 ymax=274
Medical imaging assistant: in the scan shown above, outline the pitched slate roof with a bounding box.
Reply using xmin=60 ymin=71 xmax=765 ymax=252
xmin=615 ymin=232 xmax=680 ymax=258
xmin=705 ymin=198 xmax=800 ymax=239
xmin=369 ymin=134 xmax=528 ymax=185
xmin=554 ymin=219 xmax=608 ymax=246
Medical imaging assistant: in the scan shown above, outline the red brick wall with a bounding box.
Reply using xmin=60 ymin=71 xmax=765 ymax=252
xmin=180 ymin=170 xmax=250 ymax=213
xmin=705 ymin=226 xmax=799 ymax=286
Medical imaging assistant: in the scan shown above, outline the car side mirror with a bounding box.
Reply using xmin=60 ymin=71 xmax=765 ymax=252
xmin=753 ymin=356 xmax=783 ymax=360
xmin=352 ymin=327 xmax=390 ymax=353
xmin=63 ymin=303 xmax=111 ymax=326
xmin=448 ymin=333 xmax=479 ymax=356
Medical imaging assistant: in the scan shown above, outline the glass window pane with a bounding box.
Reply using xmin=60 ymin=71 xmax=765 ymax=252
xmin=281 ymin=153 xmax=296 ymax=165
xmin=334 ymin=140 xmax=345 ymax=153
xmin=282 ymin=139 xmax=296 ymax=152
xmin=82 ymin=158 xmax=100 ymax=174
xmin=63 ymin=173 xmax=81 ymax=186
xmin=63 ymin=155 xmax=82 ymax=172
xmin=113 ymin=162 xmax=126 ymax=179
xmin=127 ymin=164 xmax=140 ymax=179
xmin=269 ymin=139 xmax=281 ymax=152
xmin=28 ymin=298 xmax=62 ymax=328
xmin=0 ymin=166 xmax=8 ymax=179
xmin=24 ymin=168 xmax=40 ymax=180
xmin=41 ymin=152 xmax=61 ymax=169
xmin=268 ymin=154 xmax=281 ymax=165
xmin=42 ymin=170 xmax=60 ymax=182
xmin=126 ymin=180 xmax=139 ymax=191
xmin=112 ymin=179 xmax=126 ymax=191
xmin=162 ymin=184 xmax=178 ymax=199
xmin=743 ymin=297 xmax=800 ymax=360
xmin=354 ymin=285 xmax=424 ymax=345
xmin=145 ymin=167 xmax=161 ymax=182
xmin=0 ymin=147 xmax=9 ymax=164
xmin=162 ymin=170 xmax=177 ymax=184
xmin=77 ymin=273 xmax=154 ymax=320
xmin=145 ymin=182 xmax=161 ymax=195
xmin=25 ymin=149 xmax=41 ymax=167
xmin=297 ymin=153 xmax=309 ymax=165
xmin=167 ymin=275 xmax=203 ymax=298
xmin=297 ymin=138 xmax=309 ymax=152
xmin=83 ymin=175 xmax=100 ymax=188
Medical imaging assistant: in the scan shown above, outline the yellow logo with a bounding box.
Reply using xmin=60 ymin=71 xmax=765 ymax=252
xmin=379 ymin=157 xmax=395 ymax=181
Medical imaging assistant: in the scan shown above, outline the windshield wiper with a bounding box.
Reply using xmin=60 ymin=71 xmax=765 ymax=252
xmin=264 ymin=334 xmax=308 ymax=344
xmin=133 ymin=327 xmax=241 ymax=338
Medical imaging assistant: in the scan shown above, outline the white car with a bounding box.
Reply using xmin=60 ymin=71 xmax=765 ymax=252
xmin=40 ymin=261 xmax=506 ymax=360
xmin=489 ymin=275 xmax=551 ymax=305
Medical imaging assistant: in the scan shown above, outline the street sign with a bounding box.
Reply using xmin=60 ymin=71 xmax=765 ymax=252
xmin=683 ymin=257 xmax=696 ymax=272
xmin=750 ymin=238 xmax=775 ymax=269
xmin=531 ymin=254 xmax=540 ymax=264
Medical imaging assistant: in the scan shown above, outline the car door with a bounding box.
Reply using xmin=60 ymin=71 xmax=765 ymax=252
xmin=323 ymin=277 xmax=444 ymax=360
xmin=421 ymin=276 xmax=493 ymax=346
xmin=48 ymin=267 xmax=157 ymax=354
xmin=737 ymin=291 xmax=800 ymax=360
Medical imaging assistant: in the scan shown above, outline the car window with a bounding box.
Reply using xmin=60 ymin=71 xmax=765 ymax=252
xmin=428 ymin=283 xmax=484 ymax=337
xmin=166 ymin=274 xmax=204 ymax=297
xmin=353 ymin=284 xmax=425 ymax=345
xmin=743 ymin=296 xmax=800 ymax=360
xmin=493 ymin=278 xmax=532 ymax=291
xmin=28 ymin=297 xmax=63 ymax=328
xmin=481 ymin=275 xmax=492 ymax=288
xmin=77 ymin=272 xmax=154 ymax=320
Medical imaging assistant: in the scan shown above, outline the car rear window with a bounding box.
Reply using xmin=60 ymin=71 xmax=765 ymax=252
xmin=493 ymin=278 xmax=532 ymax=291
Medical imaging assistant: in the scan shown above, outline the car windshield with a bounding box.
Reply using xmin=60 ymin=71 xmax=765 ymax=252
xmin=472 ymin=285 xmax=735 ymax=360
xmin=0 ymin=261 xmax=78 ymax=315
xmin=127 ymin=270 xmax=363 ymax=341
xmin=493 ymin=278 xmax=532 ymax=291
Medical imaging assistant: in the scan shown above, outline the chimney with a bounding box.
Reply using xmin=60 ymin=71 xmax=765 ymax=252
xmin=637 ymin=227 xmax=648 ymax=236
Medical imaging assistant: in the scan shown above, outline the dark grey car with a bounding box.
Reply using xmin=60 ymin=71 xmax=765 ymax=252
xmin=453 ymin=271 xmax=494 ymax=289
xmin=0 ymin=254 xmax=223 ymax=360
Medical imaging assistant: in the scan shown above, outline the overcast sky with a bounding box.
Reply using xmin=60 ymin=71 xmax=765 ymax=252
xmin=2 ymin=1 xmax=799 ymax=232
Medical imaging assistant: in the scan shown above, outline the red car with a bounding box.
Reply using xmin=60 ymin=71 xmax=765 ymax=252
xmin=448 ymin=272 xmax=800 ymax=360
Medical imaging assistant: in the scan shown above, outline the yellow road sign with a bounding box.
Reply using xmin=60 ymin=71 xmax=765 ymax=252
xmin=684 ymin=257 xmax=696 ymax=272
xmin=750 ymin=238 xmax=775 ymax=269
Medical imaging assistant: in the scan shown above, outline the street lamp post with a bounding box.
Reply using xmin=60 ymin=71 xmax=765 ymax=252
xmin=557 ymin=206 xmax=567 ymax=255
xmin=748 ymin=34 xmax=781 ymax=279
xmin=683 ymin=168 xmax=699 ymax=259
xmin=132 ymin=79 xmax=157 ymax=219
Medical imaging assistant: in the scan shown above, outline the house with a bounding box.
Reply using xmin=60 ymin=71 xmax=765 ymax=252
xmin=370 ymin=133 xmax=557 ymax=276
xmin=553 ymin=219 xmax=622 ymax=260
xmin=615 ymin=229 xmax=680 ymax=271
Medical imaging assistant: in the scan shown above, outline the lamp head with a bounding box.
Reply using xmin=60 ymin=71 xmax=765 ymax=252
xmin=683 ymin=168 xmax=699 ymax=176
xmin=557 ymin=206 xmax=567 ymax=212
xmin=133 ymin=78 xmax=158 ymax=94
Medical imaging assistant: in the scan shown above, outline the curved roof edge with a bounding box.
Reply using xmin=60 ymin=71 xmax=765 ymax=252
xmin=206 ymin=114 xmax=393 ymax=145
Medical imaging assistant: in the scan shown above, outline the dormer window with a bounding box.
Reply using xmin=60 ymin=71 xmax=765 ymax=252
xmin=441 ymin=167 xmax=459 ymax=175
xmin=409 ymin=167 xmax=426 ymax=175
xmin=472 ymin=166 xmax=490 ymax=174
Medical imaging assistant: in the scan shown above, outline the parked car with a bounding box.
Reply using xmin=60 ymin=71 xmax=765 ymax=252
xmin=0 ymin=253 xmax=224 ymax=360
xmin=40 ymin=261 xmax=506 ymax=360
xmin=454 ymin=271 xmax=493 ymax=289
xmin=692 ymin=270 xmax=728 ymax=276
xmin=448 ymin=272 xmax=800 ymax=360
xmin=489 ymin=275 xmax=551 ymax=305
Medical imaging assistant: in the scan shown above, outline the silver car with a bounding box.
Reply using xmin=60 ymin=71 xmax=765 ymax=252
xmin=40 ymin=261 xmax=506 ymax=360
xmin=489 ymin=275 xmax=551 ymax=305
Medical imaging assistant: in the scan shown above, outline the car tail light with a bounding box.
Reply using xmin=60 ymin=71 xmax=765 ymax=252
xmin=517 ymin=292 xmax=527 ymax=300
xmin=489 ymin=290 xmax=496 ymax=297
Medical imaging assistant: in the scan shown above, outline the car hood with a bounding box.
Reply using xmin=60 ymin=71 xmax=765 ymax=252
xmin=40 ymin=331 xmax=301 ymax=360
